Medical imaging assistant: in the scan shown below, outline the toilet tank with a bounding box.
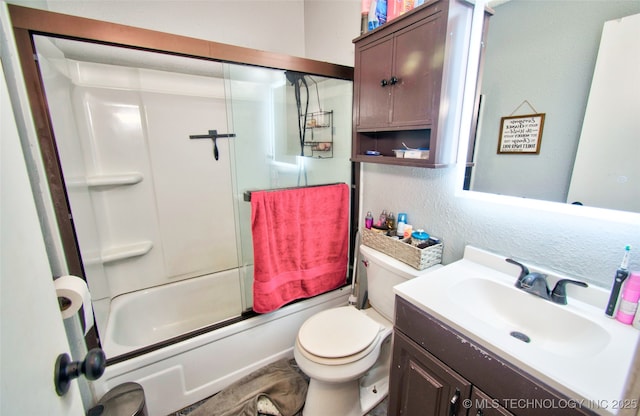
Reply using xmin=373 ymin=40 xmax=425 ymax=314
xmin=360 ymin=244 xmax=440 ymax=321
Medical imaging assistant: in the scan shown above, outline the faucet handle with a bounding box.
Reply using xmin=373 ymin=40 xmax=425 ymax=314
xmin=505 ymin=258 xmax=531 ymax=288
xmin=551 ymin=279 xmax=588 ymax=305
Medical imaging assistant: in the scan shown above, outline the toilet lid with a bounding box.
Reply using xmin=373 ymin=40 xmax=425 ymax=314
xmin=298 ymin=306 xmax=381 ymax=358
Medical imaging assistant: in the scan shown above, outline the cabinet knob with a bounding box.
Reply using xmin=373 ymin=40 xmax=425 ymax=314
xmin=390 ymin=76 xmax=399 ymax=85
xmin=380 ymin=79 xmax=388 ymax=87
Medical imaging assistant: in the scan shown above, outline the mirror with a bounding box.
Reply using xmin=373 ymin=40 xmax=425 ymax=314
xmin=465 ymin=0 xmax=640 ymax=213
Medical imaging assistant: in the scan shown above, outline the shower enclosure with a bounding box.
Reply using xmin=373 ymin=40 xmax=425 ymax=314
xmin=32 ymin=34 xmax=353 ymax=359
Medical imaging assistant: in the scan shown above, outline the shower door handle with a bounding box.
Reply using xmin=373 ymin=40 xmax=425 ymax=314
xmin=212 ymin=136 xmax=219 ymax=160
xmin=189 ymin=129 xmax=236 ymax=160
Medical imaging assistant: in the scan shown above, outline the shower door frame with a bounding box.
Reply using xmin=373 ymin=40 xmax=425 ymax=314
xmin=8 ymin=4 xmax=357 ymax=358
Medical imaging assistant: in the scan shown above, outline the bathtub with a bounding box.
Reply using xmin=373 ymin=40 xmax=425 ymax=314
xmin=101 ymin=269 xmax=244 ymax=358
xmin=98 ymin=284 xmax=351 ymax=416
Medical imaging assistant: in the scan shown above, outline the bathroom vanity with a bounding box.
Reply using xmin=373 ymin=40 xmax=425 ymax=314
xmin=391 ymin=297 xmax=592 ymax=416
xmin=390 ymin=246 xmax=639 ymax=416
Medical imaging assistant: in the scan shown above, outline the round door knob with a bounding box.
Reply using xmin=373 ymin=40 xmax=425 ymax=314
xmin=54 ymin=348 xmax=106 ymax=396
xmin=380 ymin=79 xmax=388 ymax=87
xmin=390 ymin=76 xmax=399 ymax=85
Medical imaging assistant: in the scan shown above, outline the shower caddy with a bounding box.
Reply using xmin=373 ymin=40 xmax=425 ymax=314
xmin=302 ymin=110 xmax=333 ymax=158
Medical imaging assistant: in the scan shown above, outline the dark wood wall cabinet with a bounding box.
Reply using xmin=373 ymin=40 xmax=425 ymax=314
xmin=351 ymin=0 xmax=473 ymax=168
xmin=389 ymin=296 xmax=599 ymax=416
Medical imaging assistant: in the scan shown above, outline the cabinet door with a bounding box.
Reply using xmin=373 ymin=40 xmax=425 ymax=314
xmin=390 ymin=12 xmax=444 ymax=128
xmin=467 ymin=387 xmax=516 ymax=416
xmin=355 ymin=36 xmax=394 ymax=129
xmin=389 ymin=331 xmax=471 ymax=416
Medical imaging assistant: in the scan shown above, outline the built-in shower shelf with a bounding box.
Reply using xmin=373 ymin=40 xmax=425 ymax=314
xmin=86 ymin=241 xmax=153 ymax=264
xmin=86 ymin=172 xmax=144 ymax=188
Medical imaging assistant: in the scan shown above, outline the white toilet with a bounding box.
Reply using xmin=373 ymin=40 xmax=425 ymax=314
xmin=294 ymin=244 xmax=440 ymax=416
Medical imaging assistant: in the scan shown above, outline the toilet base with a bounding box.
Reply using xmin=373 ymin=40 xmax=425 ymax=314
xmin=359 ymin=334 xmax=391 ymax=413
xmin=300 ymin=336 xmax=392 ymax=416
xmin=303 ymin=378 xmax=361 ymax=416
xmin=301 ymin=368 xmax=389 ymax=416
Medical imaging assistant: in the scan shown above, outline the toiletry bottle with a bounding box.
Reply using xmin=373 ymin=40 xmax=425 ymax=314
xmin=385 ymin=211 xmax=396 ymax=231
xmin=368 ymin=0 xmax=379 ymax=30
xmin=403 ymin=224 xmax=413 ymax=239
xmin=375 ymin=0 xmax=387 ymax=26
xmin=605 ymin=245 xmax=631 ymax=317
xmin=396 ymin=221 xmax=405 ymax=236
xmin=365 ymin=211 xmax=374 ymax=229
xmin=361 ymin=0 xmax=371 ymax=34
xmin=377 ymin=210 xmax=387 ymax=227
xmin=396 ymin=212 xmax=407 ymax=237
xmin=616 ymin=271 xmax=640 ymax=325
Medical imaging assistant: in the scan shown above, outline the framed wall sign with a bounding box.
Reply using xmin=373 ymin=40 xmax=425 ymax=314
xmin=497 ymin=113 xmax=545 ymax=154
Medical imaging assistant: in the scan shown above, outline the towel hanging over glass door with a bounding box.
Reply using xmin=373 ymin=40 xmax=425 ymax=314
xmin=250 ymin=183 xmax=349 ymax=313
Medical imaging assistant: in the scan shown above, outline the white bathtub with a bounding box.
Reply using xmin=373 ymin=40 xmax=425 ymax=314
xmin=98 ymin=285 xmax=351 ymax=416
xmin=102 ymin=269 xmax=244 ymax=358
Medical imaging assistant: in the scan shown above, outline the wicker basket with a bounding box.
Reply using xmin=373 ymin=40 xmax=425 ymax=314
xmin=362 ymin=228 xmax=443 ymax=270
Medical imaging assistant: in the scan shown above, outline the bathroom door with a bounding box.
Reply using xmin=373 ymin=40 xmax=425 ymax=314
xmin=1 ymin=62 xmax=85 ymax=415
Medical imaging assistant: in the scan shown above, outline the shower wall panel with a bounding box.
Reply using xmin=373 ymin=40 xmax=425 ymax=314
xmin=140 ymin=91 xmax=238 ymax=278
xmin=39 ymin=48 xmax=240 ymax=305
xmin=71 ymin=86 xmax=165 ymax=300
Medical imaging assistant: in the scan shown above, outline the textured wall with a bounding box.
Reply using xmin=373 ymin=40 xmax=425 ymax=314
xmin=362 ymin=163 xmax=640 ymax=289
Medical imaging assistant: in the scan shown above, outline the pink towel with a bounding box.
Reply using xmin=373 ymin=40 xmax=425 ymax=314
xmin=251 ymin=183 xmax=349 ymax=313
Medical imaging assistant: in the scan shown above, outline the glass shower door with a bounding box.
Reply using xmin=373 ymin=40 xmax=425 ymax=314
xmin=34 ymin=35 xmax=246 ymax=357
xmin=31 ymin=33 xmax=353 ymax=358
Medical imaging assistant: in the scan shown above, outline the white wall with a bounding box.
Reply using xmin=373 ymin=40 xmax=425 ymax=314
xmin=303 ymin=0 xmax=361 ymax=65
xmin=7 ymin=0 xmax=361 ymax=68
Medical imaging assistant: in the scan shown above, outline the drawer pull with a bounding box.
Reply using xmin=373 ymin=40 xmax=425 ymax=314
xmin=449 ymin=388 xmax=461 ymax=416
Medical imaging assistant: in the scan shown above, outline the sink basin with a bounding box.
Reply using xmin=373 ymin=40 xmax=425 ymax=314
xmin=393 ymin=245 xmax=640 ymax=415
xmin=449 ymin=277 xmax=610 ymax=358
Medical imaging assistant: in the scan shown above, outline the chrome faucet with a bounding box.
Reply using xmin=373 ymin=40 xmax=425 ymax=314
xmin=506 ymin=258 xmax=588 ymax=305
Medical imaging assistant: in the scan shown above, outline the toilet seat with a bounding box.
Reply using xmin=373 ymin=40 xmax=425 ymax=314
xmin=297 ymin=306 xmax=382 ymax=365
